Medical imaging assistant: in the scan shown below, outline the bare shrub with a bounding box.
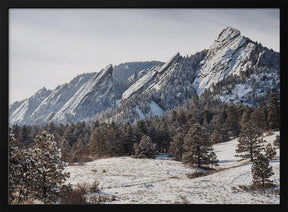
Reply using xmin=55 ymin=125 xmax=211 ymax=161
xmin=174 ymin=195 xmax=189 ymax=204
xmin=89 ymin=194 xmax=116 ymax=204
xmin=89 ymin=180 xmax=100 ymax=193
xmin=60 ymin=188 xmax=87 ymax=204
xmin=180 ymin=196 xmax=189 ymax=204
xmin=186 ymin=171 xmax=213 ymax=179
xmin=238 ymin=182 xmax=279 ymax=194
xmin=76 ymin=180 xmax=100 ymax=193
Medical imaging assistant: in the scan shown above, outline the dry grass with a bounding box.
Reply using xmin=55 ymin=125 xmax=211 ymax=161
xmin=236 ymin=182 xmax=279 ymax=195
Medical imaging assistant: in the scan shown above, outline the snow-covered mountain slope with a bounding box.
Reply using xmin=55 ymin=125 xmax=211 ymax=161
xmin=112 ymin=61 xmax=163 ymax=99
xmin=9 ymin=66 xmax=115 ymax=125
xmin=9 ymin=61 xmax=160 ymax=125
xmin=65 ymin=131 xmax=280 ymax=204
xmin=121 ymin=65 xmax=161 ymax=100
xmin=121 ymin=53 xmax=180 ymax=101
xmin=29 ymin=72 xmax=97 ymax=125
xmin=50 ymin=64 xmax=115 ymax=123
xmin=192 ymin=27 xmax=279 ymax=95
xmin=9 ymin=27 xmax=279 ymax=125
xmin=9 ymin=87 xmax=52 ymax=124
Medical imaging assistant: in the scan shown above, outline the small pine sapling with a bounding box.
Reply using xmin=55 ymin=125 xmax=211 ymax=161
xmin=251 ymin=153 xmax=274 ymax=190
xmin=265 ymin=143 xmax=276 ymax=160
xmin=235 ymin=122 xmax=264 ymax=162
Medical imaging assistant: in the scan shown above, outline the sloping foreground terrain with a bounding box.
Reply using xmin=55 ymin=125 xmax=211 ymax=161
xmin=65 ymin=131 xmax=280 ymax=204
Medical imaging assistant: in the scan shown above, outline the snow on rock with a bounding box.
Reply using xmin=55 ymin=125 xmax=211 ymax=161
xmin=193 ymin=27 xmax=257 ymax=95
xmin=65 ymin=131 xmax=280 ymax=204
xmin=149 ymin=101 xmax=164 ymax=116
xmin=9 ymin=99 xmax=29 ymax=123
xmin=36 ymin=65 xmax=114 ymax=124
xmin=26 ymin=73 xmax=96 ymax=124
xmin=157 ymin=52 xmax=180 ymax=74
xmin=135 ymin=105 xmax=146 ymax=120
xmin=121 ymin=54 xmax=180 ymax=100
xmin=122 ymin=66 xmax=159 ymax=100
xmin=9 ymin=87 xmax=52 ymax=124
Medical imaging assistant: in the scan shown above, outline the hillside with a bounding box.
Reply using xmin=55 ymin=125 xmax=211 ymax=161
xmin=65 ymin=131 xmax=280 ymax=204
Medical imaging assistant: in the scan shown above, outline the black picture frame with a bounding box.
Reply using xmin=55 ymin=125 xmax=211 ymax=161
xmin=1 ymin=0 xmax=287 ymax=211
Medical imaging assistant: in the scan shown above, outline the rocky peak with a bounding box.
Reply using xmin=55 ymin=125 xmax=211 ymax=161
xmin=217 ymin=27 xmax=241 ymax=43
xmin=104 ymin=64 xmax=113 ymax=75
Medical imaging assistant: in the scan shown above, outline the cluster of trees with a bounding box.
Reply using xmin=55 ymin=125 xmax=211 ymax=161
xmin=210 ymin=65 xmax=279 ymax=106
xmin=9 ymin=131 xmax=70 ymax=204
xmin=10 ymin=93 xmax=280 ymax=165
xmin=235 ymin=121 xmax=278 ymax=188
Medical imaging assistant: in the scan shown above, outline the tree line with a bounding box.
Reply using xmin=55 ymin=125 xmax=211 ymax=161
xmin=10 ymin=93 xmax=280 ymax=164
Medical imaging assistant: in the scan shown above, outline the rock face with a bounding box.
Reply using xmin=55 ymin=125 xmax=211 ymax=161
xmin=9 ymin=65 xmax=115 ymax=125
xmin=9 ymin=27 xmax=279 ymax=125
xmin=192 ymin=27 xmax=279 ymax=95
xmin=9 ymin=62 xmax=161 ymax=125
xmin=50 ymin=64 xmax=115 ymax=123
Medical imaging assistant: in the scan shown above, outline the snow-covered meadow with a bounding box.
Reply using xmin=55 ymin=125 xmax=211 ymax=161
xmin=65 ymin=131 xmax=280 ymax=204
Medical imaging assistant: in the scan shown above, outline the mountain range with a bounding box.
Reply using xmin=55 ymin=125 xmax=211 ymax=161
xmin=9 ymin=27 xmax=280 ymax=126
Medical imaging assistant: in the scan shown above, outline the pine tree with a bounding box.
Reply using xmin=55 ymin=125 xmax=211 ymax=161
xmin=122 ymin=123 xmax=136 ymax=155
xmin=225 ymin=106 xmax=241 ymax=138
xmin=235 ymin=122 xmax=264 ymax=162
xmin=59 ymin=139 xmax=72 ymax=162
xmin=259 ymin=102 xmax=268 ymax=130
xmin=168 ymin=131 xmax=184 ymax=161
xmin=156 ymin=120 xmax=171 ymax=153
xmin=20 ymin=125 xmax=32 ymax=146
xmin=9 ymin=130 xmax=36 ymax=203
xmin=250 ymin=105 xmax=267 ymax=131
xmin=182 ymin=123 xmax=211 ymax=167
xmin=63 ymin=123 xmax=77 ymax=146
xmin=265 ymin=143 xmax=276 ymax=160
xmin=31 ymin=131 xmax=70 ymax=204
xmin=109 ymin=122 xmax=125 ymax=156
xmin=251 ymin=153 xmax=274 ymax=188
xmin=134 ymin=135 xmax=157 ymax=159
xmin=210 ymin=129 xmax=223 ymax=144
xmin=11 ymin=125 xmax=22 ymax=147
xmin=176 ymin=110 xmax=187 ymax=127
xmin=240 ymin=106 xmax=251 ymax=128
xmin=89 ymin=127 xmax=102 ymax=157
xmin=267 ymin=93 xmax=280 ymax=130
xmin=8 ymin=130 xmax=18 ymax=203
xmin=71 ymin=135 xmax=86 ymax=162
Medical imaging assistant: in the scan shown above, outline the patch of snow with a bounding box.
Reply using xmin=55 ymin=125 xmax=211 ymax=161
xmin=135 ymin=105 xmax=145 ymax=120
xmin=115 ymin=99 xmax=121 ymax=106
xmin=149 ymin=101 xmax=164 ymax=116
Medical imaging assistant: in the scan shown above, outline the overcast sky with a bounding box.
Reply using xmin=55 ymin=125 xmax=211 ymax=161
xmin=9 ymin=9 xmax=279 ymax=104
